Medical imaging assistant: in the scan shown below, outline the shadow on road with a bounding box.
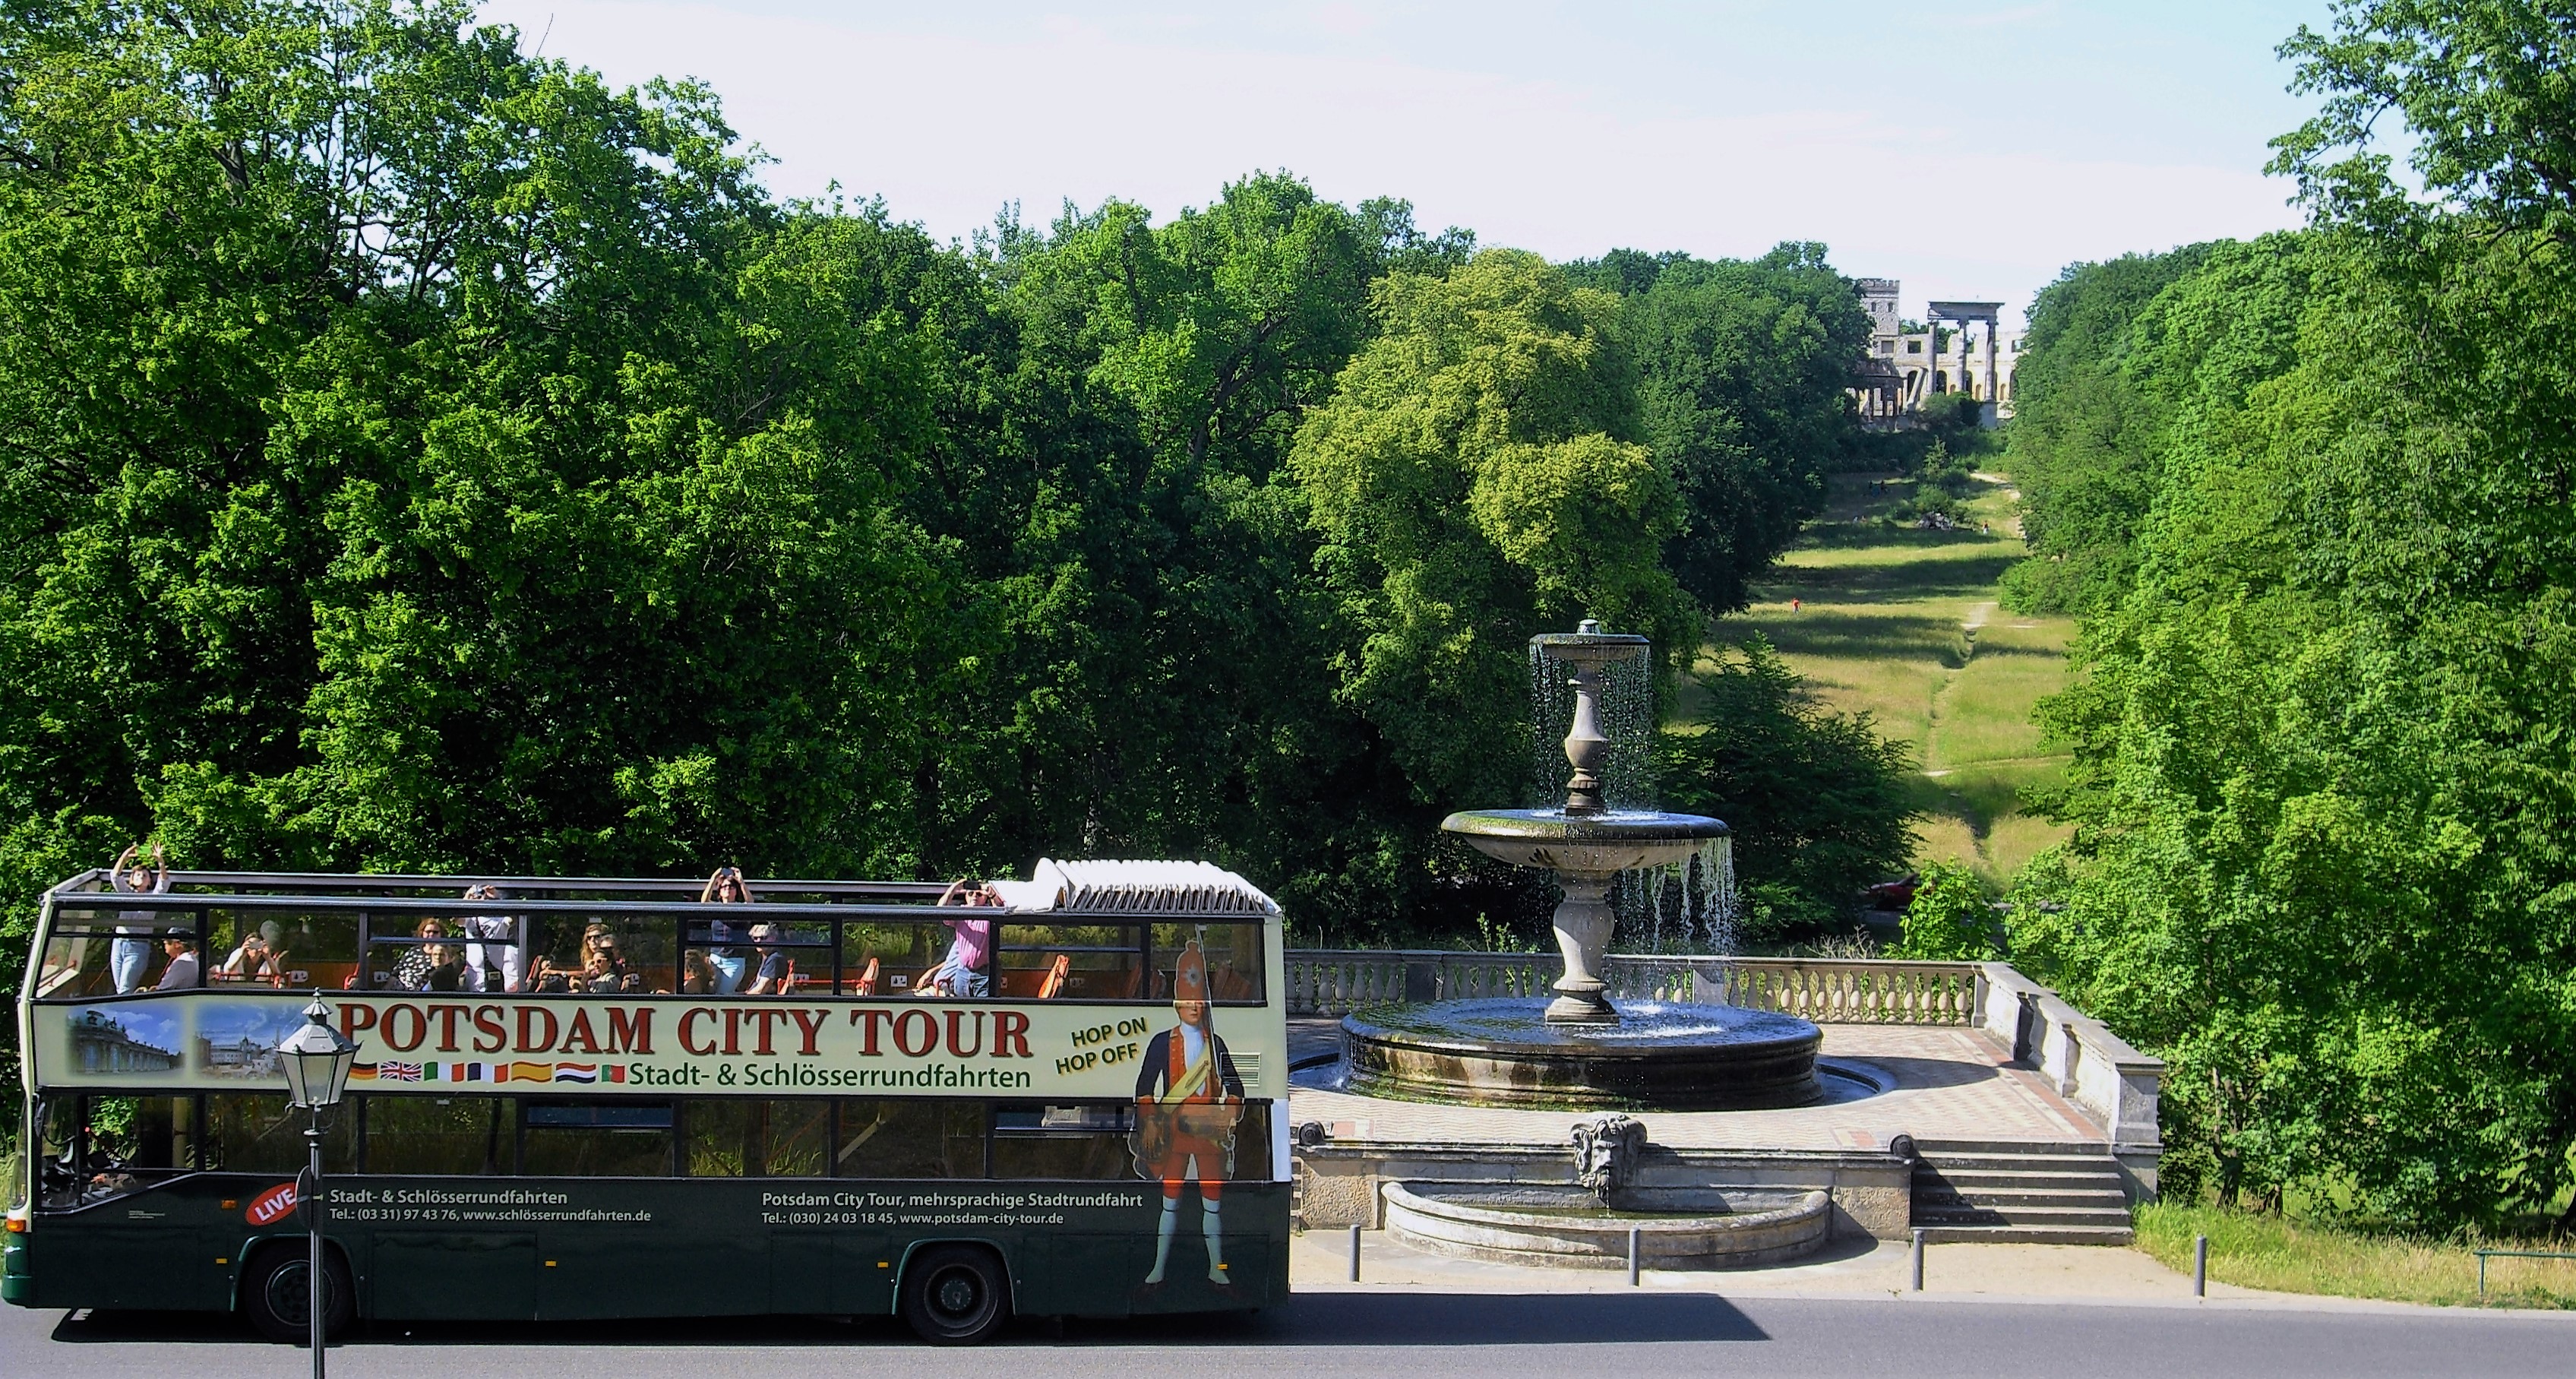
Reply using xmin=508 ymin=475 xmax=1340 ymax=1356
xmin=47 ymin=1290 xmax=1768 ymax=1349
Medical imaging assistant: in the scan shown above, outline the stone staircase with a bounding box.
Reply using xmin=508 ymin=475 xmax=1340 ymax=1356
xmin=1907 ymin=1138 xmax=2135 ymax=1245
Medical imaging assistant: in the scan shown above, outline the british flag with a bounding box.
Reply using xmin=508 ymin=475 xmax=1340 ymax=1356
xmin=377 ymin=1061 xmax=425 ymax=1082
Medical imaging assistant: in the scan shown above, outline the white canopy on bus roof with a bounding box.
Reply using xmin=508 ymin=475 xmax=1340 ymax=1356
xmin=988 ymin=859 xmax=1279 ymax=916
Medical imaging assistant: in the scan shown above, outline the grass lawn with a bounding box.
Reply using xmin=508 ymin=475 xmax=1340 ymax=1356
xmin=1703 ymin=471 xmax=2074 ymax=889
xmin=2136 ymin=1203 xmax=2576 ymax=1309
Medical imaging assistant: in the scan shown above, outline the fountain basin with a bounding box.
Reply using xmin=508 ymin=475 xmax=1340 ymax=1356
xmin=1382 ymin=1181 xmax=1832 ymax=1270
xmin=1439 ymin=808 xmax=1728 ymax=874
xmin=1342 ymin=998 xmax=1825 ymax=1111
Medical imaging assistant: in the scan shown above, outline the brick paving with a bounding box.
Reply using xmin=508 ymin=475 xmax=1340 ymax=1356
xmin=1287 ymin=1018 xmax=2102 ymax=1148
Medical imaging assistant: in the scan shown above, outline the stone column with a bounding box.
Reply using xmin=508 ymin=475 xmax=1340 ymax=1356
xmin=1984 ymin=322 xmax=1999 ymax=410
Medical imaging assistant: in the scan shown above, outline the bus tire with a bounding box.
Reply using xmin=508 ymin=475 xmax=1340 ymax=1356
xmin=241 ymin=1245 xmax=354 ymax=1345
xmin=899 ymin=1245 xmax=1010 ymax=1346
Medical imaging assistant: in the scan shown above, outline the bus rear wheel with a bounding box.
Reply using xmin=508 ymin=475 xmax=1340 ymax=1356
xmin=900 ymin=1245 xmax=1009 ymax=1346
xmin=242 ymin=1246 xmax=354 ymax=1345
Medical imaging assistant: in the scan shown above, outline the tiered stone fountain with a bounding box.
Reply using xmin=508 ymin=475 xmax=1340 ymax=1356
xmin=1339 ymin=621 xmax=1827 ymax=1112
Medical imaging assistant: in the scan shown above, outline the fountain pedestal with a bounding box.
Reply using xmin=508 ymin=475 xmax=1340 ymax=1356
xmin=1545 ymin=871 xmax=1616 ymax=1023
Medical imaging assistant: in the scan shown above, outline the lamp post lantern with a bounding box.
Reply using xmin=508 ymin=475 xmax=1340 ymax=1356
xmin=277 ymin=994 xmax=357 ymax=1374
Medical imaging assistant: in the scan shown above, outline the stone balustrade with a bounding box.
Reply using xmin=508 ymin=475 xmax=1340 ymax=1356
xmin=1284 ymin=950 xmax=1980 ymax=1024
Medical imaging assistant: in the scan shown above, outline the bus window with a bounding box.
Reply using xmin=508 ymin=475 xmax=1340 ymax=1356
xmin=206 ymin=909 xmax=359 ymax=991
xmin=33 ymin=902 xmax=167 ymax=999
xmin=833 ymin=1100 xmax=985 ymax=1178
xmin=31 ymin=1095 xmax=199 ymax=1208
xmin=524 ymin=915 xmax=668 ymax=994
xmin=522 ymin=1102 xmax=674 ymax=1177
xmin=997 ymin=923 xmax=1143 ymax=999
xmin=1152 ymin=922 xmax=1266 ymax=1003
xmin=204 ymin=1094 xmax=356 ymax=1175
xmin=362 ymin=1096 xmax=512 ymax=1176
xmin=684 ymin=1099 xmax=830 ymax=1177
xmin=990 ymin=1102 xmax=1135 ymax=1180
xmin=836 ymin=921 xmax=940 ymax=995
xmin=365 ymin=919 xmax=471 ymax=992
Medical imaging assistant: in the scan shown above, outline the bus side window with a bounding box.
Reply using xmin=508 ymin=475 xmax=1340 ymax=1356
xmin=991 ymin=1102 xmax=1134 ymax=1180
xmin=1150 ymin=923 xmax=1266 ymax=1003
xmin=204 ymin=1094 xmax=357 ymax=1175
xmin=362 ymin=1096 xmax=513 ymax=1176
xmin=833 ymin=1100 xmax=985 ymax=1178
xmin=997 ymin=924 xmax=1143 ymax=999
xmin=839 ymin=922 xmax=940 ymax=995
xmin=522 ymin=1102 xmax=674 ymax=1177
xmin=33 ymin=906 xmax=120 ymax=998
xmin=206 ymin=910 xmax=359 ymax=991
xmin=684 ymin=1099 xmax=829 ymax=1177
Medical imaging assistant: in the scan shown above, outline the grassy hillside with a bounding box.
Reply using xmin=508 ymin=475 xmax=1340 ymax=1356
xmin=1699 ymin=471 xmax=2072 ymax=890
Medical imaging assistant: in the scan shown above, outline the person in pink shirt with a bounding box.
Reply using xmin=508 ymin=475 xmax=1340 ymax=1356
xmin=922 ymin=878 xmax=1000 ymax=997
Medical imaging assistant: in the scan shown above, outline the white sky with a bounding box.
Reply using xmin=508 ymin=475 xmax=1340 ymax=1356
xmin=473 ymin=1 xmax=2333 ymax=326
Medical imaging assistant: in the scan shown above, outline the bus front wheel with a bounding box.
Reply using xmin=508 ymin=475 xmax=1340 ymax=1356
xmin=899 ymin=1245 xmax=1010 ymax=1346
xmin=242 ymin=1246 xmax=355 ymax=1345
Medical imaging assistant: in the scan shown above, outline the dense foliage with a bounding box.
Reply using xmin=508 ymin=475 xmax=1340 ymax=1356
xmin=2005 ymin=1 xmax=2576 ymax=1230
xmin=0 ymin=0 xmax=1895 ymax=1099
xmin=1567 ymin=245 xmax=1873 ymax=612
xmin=1655 ymin=636 xmax=1920 ymax=946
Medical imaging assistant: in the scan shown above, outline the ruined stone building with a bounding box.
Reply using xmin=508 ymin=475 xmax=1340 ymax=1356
xmin=1851 ymin=277 xmax=2024 ymax=428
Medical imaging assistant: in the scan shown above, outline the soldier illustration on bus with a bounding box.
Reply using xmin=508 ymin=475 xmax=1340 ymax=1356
xmin=1131 ymin=938 xmax=1246 ymax=1292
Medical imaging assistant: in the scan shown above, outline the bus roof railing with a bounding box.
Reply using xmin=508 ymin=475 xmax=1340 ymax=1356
xmin=41 ymin=859 xmax=1282 ymax=921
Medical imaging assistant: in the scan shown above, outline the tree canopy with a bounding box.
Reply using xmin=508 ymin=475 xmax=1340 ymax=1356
xmin=2002 ymin=0 xmax=2576 ymax=1229
xmin=0 ymin=0 xmax=1904 ymax=1103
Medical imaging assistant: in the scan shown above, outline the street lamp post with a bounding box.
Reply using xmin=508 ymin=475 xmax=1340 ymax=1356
xmin=277 ymin=995 xmax=358 ymax=1377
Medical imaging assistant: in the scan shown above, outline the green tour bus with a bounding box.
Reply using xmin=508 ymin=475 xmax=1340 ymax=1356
xmin=4 ymin=860 xmax=1290 ymax=1343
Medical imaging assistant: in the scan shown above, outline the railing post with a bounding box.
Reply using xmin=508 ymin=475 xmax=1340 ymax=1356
xmin=1351 ymin=1224 xmax=1363 ymax=1282
xmin=2193 ymin=1234 xmax=2208 ymax=1297
xmin=1911 ymin=1228 xmax=1926 ymax=1291
xmin=1627 ymin=1226 xmax=1642 ymax=1286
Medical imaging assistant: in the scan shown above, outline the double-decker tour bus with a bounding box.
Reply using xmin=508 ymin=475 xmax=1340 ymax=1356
xmin=4 ymin=860 xmax=1288 ymax=1343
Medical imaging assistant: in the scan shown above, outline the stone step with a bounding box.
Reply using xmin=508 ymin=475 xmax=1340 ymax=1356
xmin=1908 ymin=1137 xmax=2111 ymax=1158
xmin=1911 ymin=1150 xmax=2120 ymax=1174
xmin=1914 ymin=1184 xmax=2130 ymax=1210
xmin=1914 ymin=1203 xmax=2136 ymax=1229
xmin=1915 ymin=1223 xmax=2136 ymax=1246
xmin=1915 ymin=1167 xmax=2127 ymax=1192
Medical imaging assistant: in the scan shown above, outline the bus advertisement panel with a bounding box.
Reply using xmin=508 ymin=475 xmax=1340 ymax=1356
xmin=30 ymin=994 xmax=1283 ymax=1102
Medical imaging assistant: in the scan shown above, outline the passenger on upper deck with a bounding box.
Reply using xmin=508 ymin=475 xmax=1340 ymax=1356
xmin=394 ymin=918 xmax=463 ymax=991
xmin=457 ymin=883 xmax=524 ymax=993
xmin=213 ymin=922 xmax=288 ymax=985
xmin=743 ymin=922 xmax=797 ymax=995
xmin=152 ymin=928 xmax=198 ymax=990
xmin=579 ymin=922 xmax=640 ymax=992
xmin=920 ymin=878 xmax=1000 ymax=998
xmin=109 ymin=843 xmax=171 ymax=994
xmin=699 ymin=867 xmax=755 ymax=994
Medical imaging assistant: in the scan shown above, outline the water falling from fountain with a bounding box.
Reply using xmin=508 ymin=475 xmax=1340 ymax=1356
xmin=1529 ymin=639 xmax=1737 ymax=956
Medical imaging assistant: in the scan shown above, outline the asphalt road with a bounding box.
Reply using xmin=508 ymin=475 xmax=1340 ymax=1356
xmin=11 ymin=1291 xmax=2576 ymax=1379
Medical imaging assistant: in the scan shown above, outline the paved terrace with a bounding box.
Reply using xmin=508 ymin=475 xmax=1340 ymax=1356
xmin=1286 ymin=1019 xmax=2103 ymax=1150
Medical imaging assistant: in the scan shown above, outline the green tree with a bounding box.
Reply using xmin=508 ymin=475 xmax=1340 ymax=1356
xmin=1291 ymin=249 xmax=1696 ymax=811
xmin=2018 ymin=1 xmax=2576 ymax=1227
xmin=1889 ymin=859 xmax=1998 ymax=960
xmin=1569 ymin=243 xmax=1870 ymax=612
xmin=1655 ymin=635 xmax=1919 ymax=944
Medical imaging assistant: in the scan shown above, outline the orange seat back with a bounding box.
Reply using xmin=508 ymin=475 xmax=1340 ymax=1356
xmin=1035 ymin=953 xmax=1071 ymax=1000
xmin=849 ymin=957 xmax=879 ymax=996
